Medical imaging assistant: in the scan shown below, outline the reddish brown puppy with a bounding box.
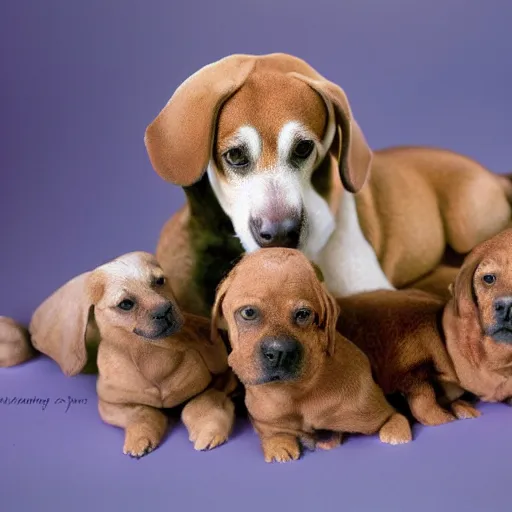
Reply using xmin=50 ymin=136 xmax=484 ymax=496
xmin=336 ymin=228 xmax=512 ymax=425
xmin=211 ymin=248 xmax=412 ymax=463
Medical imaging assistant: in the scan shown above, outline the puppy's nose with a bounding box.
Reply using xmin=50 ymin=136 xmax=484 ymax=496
xmin=249 ymin=215 xmax=302 ymax=249
xmin=494 ymin=297 xmax=512 ymax=322
xmin=260 ymin=337 xmax=303 ymax=375
xmin=151 ymin=302 xmax=174 ymax=321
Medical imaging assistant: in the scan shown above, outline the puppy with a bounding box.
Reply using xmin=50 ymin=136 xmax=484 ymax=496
xmin=0 ymin=317 xmax=34 ymax=367
xmin=26 ymin=252 xmax=236 ymax=457
xmin=211 ymin=248 xmax=412 ymax=463
xmin=336 ymin=228 xmax=512 ymax=425
xmin=146 ymin=52 xmax=512 ymax=316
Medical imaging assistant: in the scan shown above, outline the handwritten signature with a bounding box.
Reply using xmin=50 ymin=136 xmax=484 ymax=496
xmin=0 ymin=396 xmax=88 ymax=412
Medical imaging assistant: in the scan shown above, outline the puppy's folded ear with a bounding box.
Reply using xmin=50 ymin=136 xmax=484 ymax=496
xmin=210 ymin=272 xmax=236 ymax=346
xmin=315 ymin=283 xmax=340 ymax=356
xmin=290 ymin=73 xmax=372 ymax=193
xmin=29 ymin=271 xmax=104 ymax=376
xmin=452 ymin=250 xmax=482 ymax=318
xmin=144 ymin=55 xmax=256 ymax=187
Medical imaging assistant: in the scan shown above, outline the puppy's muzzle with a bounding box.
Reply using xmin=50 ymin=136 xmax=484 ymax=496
xmin=135 ymin=301 xmax=183 ymax=340
xmin=489 ymin=296 xmax=512 ymax=343
xmin=259 ymin=336 xmax=303 ymax=383
xmin=249 ymin=211 xmax=303 ymax=249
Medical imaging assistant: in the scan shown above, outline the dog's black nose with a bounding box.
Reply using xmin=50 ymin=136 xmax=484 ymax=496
xmin=259 ymin=337 xmax=303 ymax=381
xmin=151 ymin=302 xmax=174 ymax=321
xmin=249 ymin=215 xmax=302 ymax=249
xmin=494 ymin=297 xmax=512 ymax=323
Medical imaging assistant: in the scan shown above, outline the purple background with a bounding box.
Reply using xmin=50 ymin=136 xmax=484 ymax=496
xmin=1 ymin=1 xmax=511 ymax=511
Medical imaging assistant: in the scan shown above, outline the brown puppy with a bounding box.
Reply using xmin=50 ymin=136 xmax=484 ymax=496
xmin=336 ymin=228 xmax=512 ymax=425
xmin=0 ymin=317 xmax=34 ymax=367
xmin=211 ymin=248 xmax=412 ymax=463
xmin=28 ymin=252 xmax=236 ymax=457
xmin=146 ymin=52 xmax=512 ymax=316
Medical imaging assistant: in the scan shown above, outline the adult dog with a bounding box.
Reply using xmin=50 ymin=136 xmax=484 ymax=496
xmin=145 ymin=53 xmax=512 ymax=316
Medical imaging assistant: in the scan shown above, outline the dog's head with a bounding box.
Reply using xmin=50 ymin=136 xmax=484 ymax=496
xmin=29 ymin=252 xmax=184 ymax=376
xmin=145 ymin=53 xmax=372 ymax=258
xmin=448 ymin=228 xmax=512 ymax=346
xmin=210 ymin=248 xmax=339 ymax=386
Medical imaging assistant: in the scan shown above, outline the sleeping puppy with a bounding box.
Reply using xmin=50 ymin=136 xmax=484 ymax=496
xmin=146 ymin=52 xmax=512 ymax=316
xmin=211 ymin=248 xmax=412 ymax=463
xmin=26 ymin=252 xmax=236 ymax=457
xmin=336 ymin=228 xmax=512 ymax=425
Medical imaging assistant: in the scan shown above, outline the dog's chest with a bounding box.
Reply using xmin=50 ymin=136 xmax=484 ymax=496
xmin=314 ymin=193 xmax=394 ymax=297
xmin=133 ymin=346 xmax=212 ymax=408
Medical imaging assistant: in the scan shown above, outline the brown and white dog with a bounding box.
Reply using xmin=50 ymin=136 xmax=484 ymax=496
xmin=145 ymin=52 xmax=512 ymax=317
xmin=336 ymin=228 xmax=512 ymax=426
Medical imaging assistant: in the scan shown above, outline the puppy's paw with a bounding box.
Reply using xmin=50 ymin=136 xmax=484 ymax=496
xmin=379 ymin=413 xmax=412 ymax=445
xmin=189 ymin=423 xmax=230 ymax=451
xmin=451 ymin=400 xmax=481 ymax=420
xmin=262 ymin=435 xmax=301 ymax=463
xmin=316 ymin=432 xmax=343 ymax=451
xmin=123 ymin=435 xmax=155 ymax=458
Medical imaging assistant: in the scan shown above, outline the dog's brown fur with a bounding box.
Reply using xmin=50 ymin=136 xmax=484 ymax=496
xmin=336 ymin=228 xmax=512 ymax=425
xmin=211 ymin=248 xmax=412 ymax=463
xmin=0 ymin=316 xmax=35 ymax=367
xmin=146 ymin=53 xmax=511 ymax=316
xmin=27 ymin=252 xmax=236 ymax=457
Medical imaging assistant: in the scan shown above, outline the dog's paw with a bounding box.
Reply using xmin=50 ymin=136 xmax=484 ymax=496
xmin=379 ymin=413 xmax=412 ymax=445
xmin=316 ymin=432 xmax=343 ymax=451
xmin=262 ymin=436 xmax=301 ymax=463
xmin=189 ymin=423 xmax=230 ymax=451
xmin=451 ymin=399 xmax=481 ymax=420
xmin=123 ymin=435 xmax=155 ymax=458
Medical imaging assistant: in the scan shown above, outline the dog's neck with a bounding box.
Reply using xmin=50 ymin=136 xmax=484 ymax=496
xmin=313 ymin=190 xmax=394 ymax=297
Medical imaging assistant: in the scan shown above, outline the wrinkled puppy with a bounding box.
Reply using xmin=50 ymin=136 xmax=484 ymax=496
xmin=336 ymin=228 xmax=512 ymax=424
xmin=211 ymin=248 xmax=412 ymax=463
xmin=29 ymin=252 xmax=236 ymax=457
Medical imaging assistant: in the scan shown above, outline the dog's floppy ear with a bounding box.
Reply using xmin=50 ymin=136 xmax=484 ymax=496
xmin=315 ymin=282 xmax=339 ymax=357
xmin=290 ymin=73 xmax=372 ymax=193
xmin=210 ymin=272 xmax=235 ymax=345
xmin=29 ymin=271 xmax=105 ymax=376
xmin=451 ymin=250 xmax=483 ymax=318
xmin=145 ymin=55 xmax=256 ymax=186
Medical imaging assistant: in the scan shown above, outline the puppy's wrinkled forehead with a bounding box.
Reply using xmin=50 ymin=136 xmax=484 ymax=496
xmin=216 ymin=71 xmax=328 ymax=166
xmin=226 ymin=249 xmax=321 ymax=305
xmin=100 ymin=252 xmax=164 ymax=289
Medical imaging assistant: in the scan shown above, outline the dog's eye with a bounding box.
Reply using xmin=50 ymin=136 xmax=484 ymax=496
xmin=483 ymin=274 xmax=496 ymax=285
xmin=294 ymin=308 xmax=312 ymax=325
xmin=239 ymin=307 xmax=258 ymax=321
xmin=117 ymin=299 xmax=135 ymax=311
xmin=223 ymin=147 xmax=249 ymax=168
xmin=292 ymin=140 xmax=315 ymax=160
xmin=154 ymin=276 xmax=166 ymax=287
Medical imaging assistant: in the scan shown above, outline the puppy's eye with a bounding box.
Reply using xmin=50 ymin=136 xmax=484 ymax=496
xmin=154 ymin=276 xmax=166 ymax=287
xmin=223 ymin=147 xmax=249 ymax=168
xmin=239 ymin=307 xmax=259 ymax=321
xmin=292 ymin=140 xmax=315 ymax=160
xmin=294 ymin=308 xmax=312 ymax=326
xmin=483 ymin=274 xmax=496 ymax=285
xmin=117 ymin=299 xmax=135 ymax=311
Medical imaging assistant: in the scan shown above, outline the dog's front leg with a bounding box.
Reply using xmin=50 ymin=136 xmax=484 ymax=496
xmin=251 ymin=419 xmax=302 ymax=463
xmin=181 ymin=388 xmax=235 ymax=451
xmin=98 ymin=399 xmax=168 ymax=458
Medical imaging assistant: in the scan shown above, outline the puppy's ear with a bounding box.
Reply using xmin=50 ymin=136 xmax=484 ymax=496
xmin=316 ymin=283 xmax=340 ymax=357
xmin=290 ymin=73 xmax=372 ymax=193
xmin=210 ymin=273 xmax=235 ymax=345
xmin=144 ymin=56 xmax=255 ymax=187
xmin=452 ymin=251 xmax=482 ymax=318
xmin=310 ymin=261 xmax=325 ymax=282
xmin=29 ymin=271 xmax=105 ymax=376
